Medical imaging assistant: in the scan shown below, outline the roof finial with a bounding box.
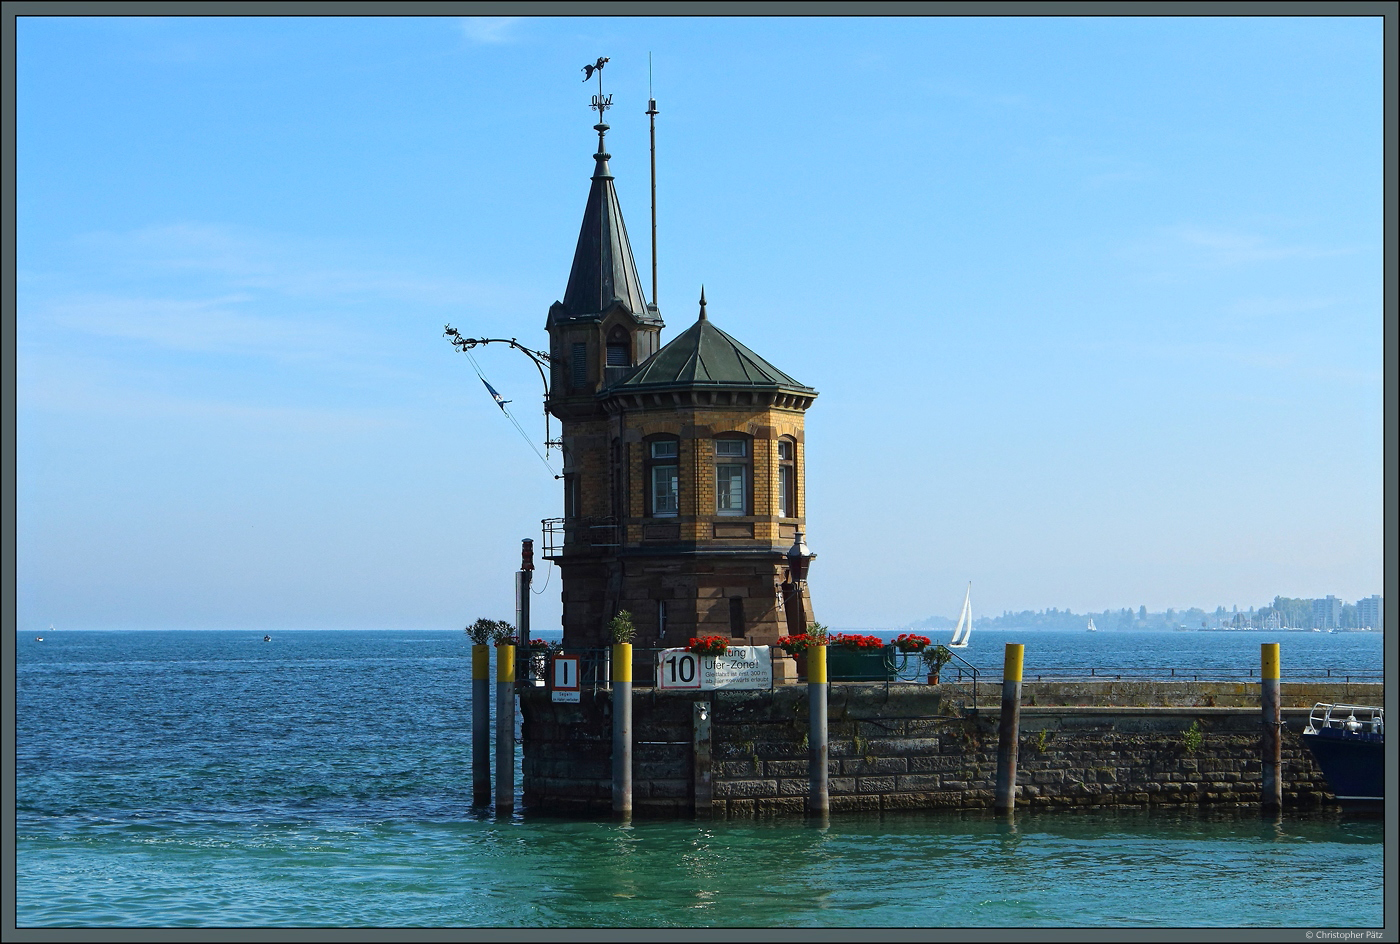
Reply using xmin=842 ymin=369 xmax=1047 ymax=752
xmin=698 ymin=285 xmax=707 ymax=320
xmin=583 ymin=56 xmax=612 ymax=156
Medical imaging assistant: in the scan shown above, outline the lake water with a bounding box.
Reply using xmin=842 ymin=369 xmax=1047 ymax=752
xmin=15 ymin=630 xmax=1388 ymax=928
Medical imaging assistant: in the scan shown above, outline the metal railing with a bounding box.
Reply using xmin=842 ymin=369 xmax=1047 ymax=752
xmin=541 ymin=517 xmax=621 ymax=557
xmin=1304 ymin=702 xmax=1384 ymax=736
xmin=516 ymin=645 xmax=1378 ymax=690
xmin=522 ymin=645 xmax=991 ymax=696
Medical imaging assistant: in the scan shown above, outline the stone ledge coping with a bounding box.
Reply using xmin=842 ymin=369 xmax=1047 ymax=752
xmin=987 ymin=706 xmax=1322 ymax=716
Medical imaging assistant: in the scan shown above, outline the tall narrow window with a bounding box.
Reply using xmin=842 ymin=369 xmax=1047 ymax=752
xmin=571 ymin=342 xmax=587 ymax=388
xmin=647 ymin=439 xmax=679 ymax=517
xmin=777 ymin=438 xmax=796 ymax=518
xmin=563 ymin=473 xmax=579 ymax=519
xmin=714 ymin=437 xmax=748 ymax=516
xmin=729 ymin=596 xmax=746 ymax=638
xmin=658 ymin=600 xmax=668 ymax=637
xmin=610 ymin=438 xmax=623 ymax=519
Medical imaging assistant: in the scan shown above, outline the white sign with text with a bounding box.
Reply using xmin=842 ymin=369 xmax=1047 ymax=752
xmin=551 ymin=655 xmax=581 ymax=703
xmin=656 ymin=646 xmax=772 ymax=691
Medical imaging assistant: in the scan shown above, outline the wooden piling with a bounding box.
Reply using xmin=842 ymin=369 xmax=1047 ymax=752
xmin=612 ymin=642 xmax=633 ymax=815
xmin=808 ymin=644 xmax=829 ymax=815
xmin=994 ymin=643 xmax=1024 ymax=814
xmin=495 ymin=643 xmax=515 ymax=814
xmin=472 ymin=643 xmax=491 ymax=806
xmin=1261 ymin=642 xmax=1282 ymax=814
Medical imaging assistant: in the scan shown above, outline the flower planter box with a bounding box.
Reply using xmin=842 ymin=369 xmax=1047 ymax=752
xmin=826 ymin=646 xmax=895 ymax=682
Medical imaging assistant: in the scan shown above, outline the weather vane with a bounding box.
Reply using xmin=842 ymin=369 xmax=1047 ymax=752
xmin=582 ymin=56 xmax=611 ymax=122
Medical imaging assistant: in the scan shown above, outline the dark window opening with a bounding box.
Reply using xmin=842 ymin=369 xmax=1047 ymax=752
xmin=658 ymin=600 xmax=668 ymax=638
xmin=571 ymin=343 xmax=587 ymax=387
xmin=606 ymin=326 xmax=631 ymax=367
xmin=729 ymin=596 xmax=746 ymax=638
xmin=563 ymin=473 xmax=578 ymax=519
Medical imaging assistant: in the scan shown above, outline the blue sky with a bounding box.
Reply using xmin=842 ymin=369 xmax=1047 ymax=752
xmin=15 ymin=15 xmax=1384 ymax=631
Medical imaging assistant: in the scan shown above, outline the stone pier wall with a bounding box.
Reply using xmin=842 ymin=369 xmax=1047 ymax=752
xmin=519 ymin=681 xmax=1382 ymax=817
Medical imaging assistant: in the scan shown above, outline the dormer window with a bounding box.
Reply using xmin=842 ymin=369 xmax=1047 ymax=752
xmin=606 ymin=326 xmax=631 ymax=368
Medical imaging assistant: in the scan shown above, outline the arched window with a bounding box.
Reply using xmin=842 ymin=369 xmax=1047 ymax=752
xmin=607 ymin=325 xmax=631 ymax=364
xmin=714 ymin=435 xmax=750 ymax=516
xmin=777 ymin=437 xmax=797 ymax=518
xmin=646 ymin=436 xmax=680 ymax=517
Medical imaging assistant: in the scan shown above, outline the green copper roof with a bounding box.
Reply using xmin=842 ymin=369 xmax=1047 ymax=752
xmin=612 ymin=312 xmax=814 ymax=393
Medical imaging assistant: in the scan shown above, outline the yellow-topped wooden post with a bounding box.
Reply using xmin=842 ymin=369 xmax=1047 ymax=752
xmin=994 ymin=643 xmax=1025 ymax=813
xmin=1261 ymin=643 xmax=1282 ymax=814
xmin=495 ymin=643 xmax=515 ymax=813
xmin=472 ymin=644 xmax=491 ymax=806
xmin=808 ymin=643 xmax=829 ymax=815
xmin=612 ymin=642 xmax=633 ymax=815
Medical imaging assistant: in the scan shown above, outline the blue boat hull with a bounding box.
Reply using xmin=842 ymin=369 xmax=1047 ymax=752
xmin=1302 ymin=730 xmax=1384 ymax=812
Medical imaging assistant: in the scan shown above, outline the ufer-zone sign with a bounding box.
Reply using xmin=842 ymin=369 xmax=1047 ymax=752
xmin=656 ymin=646 xmax=772 ymax=691
xmin=551 ymin=654 xmax=580 ymax=703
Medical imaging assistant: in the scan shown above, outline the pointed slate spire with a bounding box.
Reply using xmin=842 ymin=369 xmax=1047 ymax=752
xmin=550 ymin=122 xmax=661 ymax=326
xmin=698 ymin=285 xmax=707 ymax=320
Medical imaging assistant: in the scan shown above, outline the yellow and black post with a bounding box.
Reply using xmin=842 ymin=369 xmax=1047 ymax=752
xmin=807 ymin=643 xmax=829 ymax=815
xmin=495 ymin=642 xmax=515 ymax=814
xmin=1261 ymin=642 xmax=1282 ymax=814
xmin=472 ymin=643 xmax=491 ymax=806
xmin=612 ymin=642 xmax=633 ymax=815
xmin=994 ymin=643 xmax=1024 ymax=814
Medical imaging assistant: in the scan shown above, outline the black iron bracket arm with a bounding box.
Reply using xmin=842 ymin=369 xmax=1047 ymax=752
xmin=443 ymin=325 xmax=551 ymax=395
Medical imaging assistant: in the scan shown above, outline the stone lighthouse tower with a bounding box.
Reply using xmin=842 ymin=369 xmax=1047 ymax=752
xmin=543 ymin=103 xmax=818 ymax=650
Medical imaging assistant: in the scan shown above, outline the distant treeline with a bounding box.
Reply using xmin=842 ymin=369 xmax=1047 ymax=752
xmin=907 ymin=597 xmax=1370 ymax=632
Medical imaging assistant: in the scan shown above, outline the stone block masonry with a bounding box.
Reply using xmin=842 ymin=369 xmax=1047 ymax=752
xmin=519 ymin=681 xmax=1381 ymax=817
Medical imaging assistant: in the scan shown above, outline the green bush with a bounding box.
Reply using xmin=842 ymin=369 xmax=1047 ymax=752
xmin=608 ymin=610 xmax=636 ymax=644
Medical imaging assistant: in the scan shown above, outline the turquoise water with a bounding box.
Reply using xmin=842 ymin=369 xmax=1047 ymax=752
xmin=16 ymin=630 xmax=1387 ymax=928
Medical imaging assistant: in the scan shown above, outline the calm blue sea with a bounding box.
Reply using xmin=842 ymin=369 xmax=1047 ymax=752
xmin=15 ymin=630 xmax=1387 ymax=928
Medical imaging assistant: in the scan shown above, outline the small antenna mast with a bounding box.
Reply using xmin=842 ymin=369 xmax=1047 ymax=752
xmin=647 ymin=53 xmax=659 ymax=309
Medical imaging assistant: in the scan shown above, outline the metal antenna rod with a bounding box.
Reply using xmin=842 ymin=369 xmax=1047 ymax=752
xmin=647 ymin=54 xmax=659 ymax=308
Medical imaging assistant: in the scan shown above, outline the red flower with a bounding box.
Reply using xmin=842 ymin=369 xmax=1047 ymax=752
xmin=687 ymin=635 xmax=729 ymax=656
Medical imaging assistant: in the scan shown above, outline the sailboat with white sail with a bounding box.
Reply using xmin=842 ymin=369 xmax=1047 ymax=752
xmin=949 ymin=583 xmax=972 ymax=649
xmin=1086 ymin=618 xmax=1097 ymax=632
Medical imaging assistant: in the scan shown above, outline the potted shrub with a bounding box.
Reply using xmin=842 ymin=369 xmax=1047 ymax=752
xmin=607 ymin=610 xmax=635 ymax=683
xmin=922 ymin=644 xmax=954 ymax=684
xmin=607 ymin=610 xmax=636 ymax=645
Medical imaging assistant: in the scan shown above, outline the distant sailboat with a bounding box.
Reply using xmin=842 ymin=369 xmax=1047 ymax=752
xmin=1087 ymin=618 xmax=1097 ymax=632
xmin=949 ymin=583 xmax=972 ymax=649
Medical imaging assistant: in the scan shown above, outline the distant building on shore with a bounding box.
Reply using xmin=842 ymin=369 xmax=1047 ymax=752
xmin=1356 ymin=594 xmax=1383 ymax=632
xmin=1311 ymin=595 xmax=1343 ymax=630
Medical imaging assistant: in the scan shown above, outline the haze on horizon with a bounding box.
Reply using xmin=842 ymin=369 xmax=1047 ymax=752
xmin=15 ymin=16 xmax=1383 ymax=633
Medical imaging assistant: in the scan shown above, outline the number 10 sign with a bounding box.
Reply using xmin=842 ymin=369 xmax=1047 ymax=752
xmin=656 ymin=647 xmax=771 ymax=691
